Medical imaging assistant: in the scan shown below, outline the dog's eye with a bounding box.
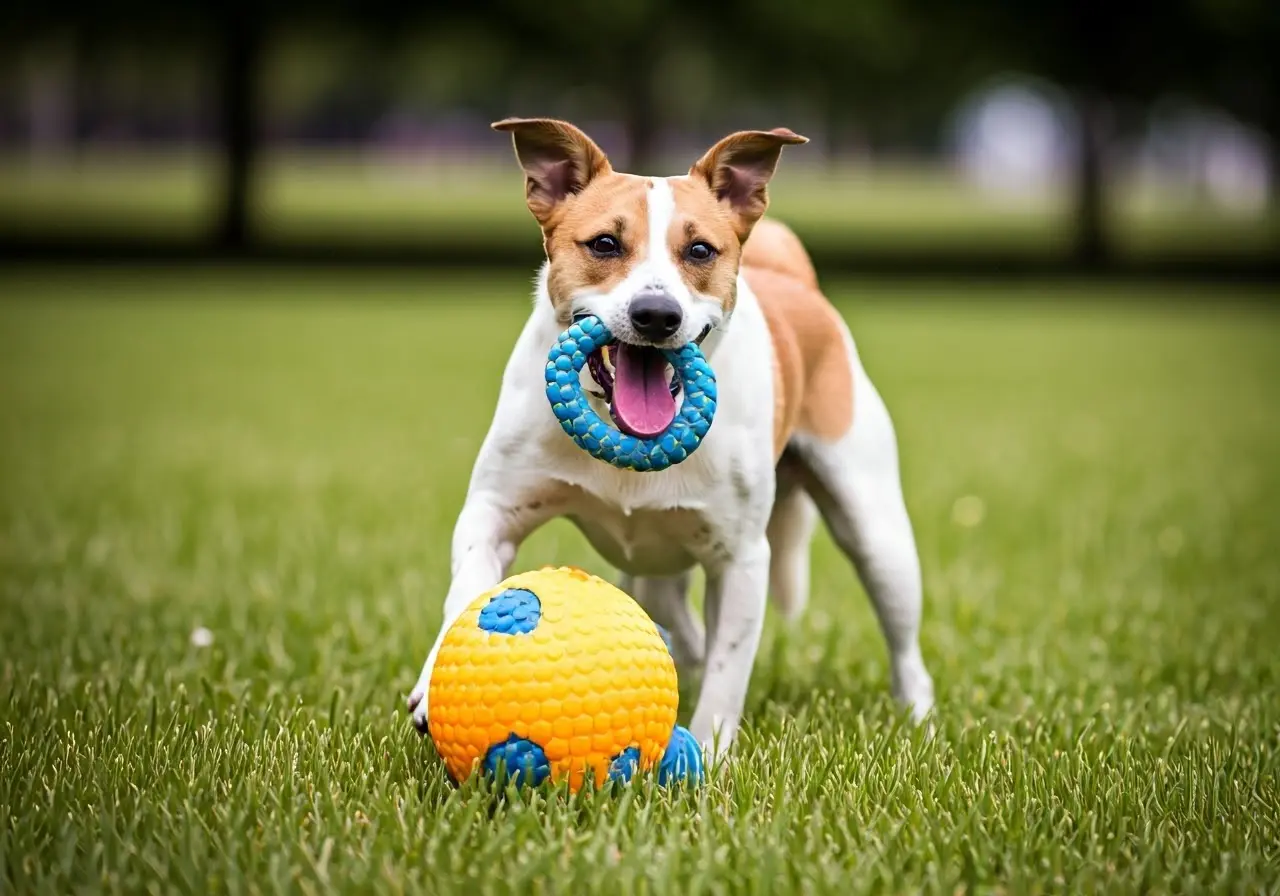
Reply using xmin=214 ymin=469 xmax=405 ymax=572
xmin=586 ymin=235 xmax=622 ymax=258
xmin=686 ymin=241 xmax=717 ymax=262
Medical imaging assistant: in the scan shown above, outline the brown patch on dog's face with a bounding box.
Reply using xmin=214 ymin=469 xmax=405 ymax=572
xmin=677 ymin=127 xmax=807 ymax=318
xmin=668 ymin=177 xmax=743 ymax=316
xmin=542 ymin=174 xmax=650 ymax=323
xmin=493 ymin=117 xmax=662 ymax=325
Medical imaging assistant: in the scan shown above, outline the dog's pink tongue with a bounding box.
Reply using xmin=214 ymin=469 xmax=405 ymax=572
xmin=611 ymin=343 xmax=676 ymax=439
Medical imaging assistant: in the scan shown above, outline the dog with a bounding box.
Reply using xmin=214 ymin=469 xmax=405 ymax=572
xmin=407 ymin=118 xmax=935 ymax=760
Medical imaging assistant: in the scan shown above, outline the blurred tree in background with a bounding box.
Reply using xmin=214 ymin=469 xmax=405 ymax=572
xmin=951 ymin=0 xmax=1279 ymax=263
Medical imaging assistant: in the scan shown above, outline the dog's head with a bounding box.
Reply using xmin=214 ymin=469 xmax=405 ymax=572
xmin=493 ymin=117 xmax=807 ymax=438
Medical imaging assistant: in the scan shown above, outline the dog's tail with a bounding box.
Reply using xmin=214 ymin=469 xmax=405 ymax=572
xmin=741 ymin=217 xmax=819 ymax=291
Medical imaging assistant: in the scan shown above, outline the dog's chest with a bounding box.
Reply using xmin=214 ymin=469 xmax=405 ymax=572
xmin=563 ymin=494 xmax=726 ymax=577
xmin=539 ymin=453 xmax=747 ymax=577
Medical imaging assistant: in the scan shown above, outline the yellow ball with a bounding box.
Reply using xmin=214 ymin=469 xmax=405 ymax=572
xmin=426 ymin=565 xmax=679 ymax=792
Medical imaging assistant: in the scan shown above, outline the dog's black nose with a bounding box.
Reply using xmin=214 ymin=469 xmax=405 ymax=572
xmin=628 ymin=291 xmax=683 ymax=342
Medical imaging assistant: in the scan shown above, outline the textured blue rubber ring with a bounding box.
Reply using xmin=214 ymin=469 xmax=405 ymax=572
xmin=544 ymin=315 xmax=717 ymax=473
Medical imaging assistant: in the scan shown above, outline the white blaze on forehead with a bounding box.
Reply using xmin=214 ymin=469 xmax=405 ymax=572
xmin=642 ymin=177 xmax=681 ymax=292
xmin=635 ymin=174 xmax=728 ymax=348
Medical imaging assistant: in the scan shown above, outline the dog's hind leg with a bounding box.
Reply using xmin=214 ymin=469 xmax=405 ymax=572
xmin=766 ymin=467 xmax=819 ymax=622
xmin=787 ymin=340 xmax=935 ymax=726
xmin=619 ymin=571 xmax=705 ymax=674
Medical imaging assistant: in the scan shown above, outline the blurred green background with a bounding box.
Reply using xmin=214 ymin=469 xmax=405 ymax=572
xmin=1 ymin=1 xmax=1276 ymax=272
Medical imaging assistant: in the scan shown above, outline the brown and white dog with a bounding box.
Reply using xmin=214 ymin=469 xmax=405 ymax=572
xmin=407 ymin=118 xmax=935 ymax=759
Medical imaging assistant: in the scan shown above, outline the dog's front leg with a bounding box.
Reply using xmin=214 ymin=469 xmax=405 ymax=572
xmin=687 ymin=537 xmax=771 ymax=761
xmin=407 ymin=492 xmax=527 ymax=733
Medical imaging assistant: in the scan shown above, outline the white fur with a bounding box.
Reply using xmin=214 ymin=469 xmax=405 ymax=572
xmin=784 ymin=324 xmax=935 ymax=722
xmin=406 ymin=176 xmax=935 ymax=761
xmin=765 ymin=478 xmax=819 ymax=621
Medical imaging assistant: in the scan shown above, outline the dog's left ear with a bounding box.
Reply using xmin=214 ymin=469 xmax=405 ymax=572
xmin=492 ymin=117 xmax=613 ymax=227
xmin=690 ymin=128 xmax=808 ymax=240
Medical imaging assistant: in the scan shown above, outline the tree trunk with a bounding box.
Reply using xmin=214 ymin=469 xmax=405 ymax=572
xmin=1072 ymin=91 xmax=1111 ymax=269
xmin=216 ymin=7 xmax=260 ymax=252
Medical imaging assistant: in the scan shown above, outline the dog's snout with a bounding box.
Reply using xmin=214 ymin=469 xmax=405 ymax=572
xmin=628 ymin=291 xmax=683 ymax=342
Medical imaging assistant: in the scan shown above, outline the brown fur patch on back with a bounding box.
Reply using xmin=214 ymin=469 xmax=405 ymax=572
xmin=541 ymin=173 xmax=650 ymax=323
xmin=742 ymin=217 xmax=819 ymax=290
xmin=743 ymin=219 xmax=853 ymax=458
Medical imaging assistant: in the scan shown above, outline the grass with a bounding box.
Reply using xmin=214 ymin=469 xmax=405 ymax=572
xmin=2 ymin=266 xmax=1279 ymax=893
xmin=1 ymin=149 xmax=1276 ymax=260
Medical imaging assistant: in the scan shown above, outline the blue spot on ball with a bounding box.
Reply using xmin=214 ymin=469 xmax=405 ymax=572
xmin=484 ymin=735 xmax=550 ymax=788
xmin=658 ymin=726 xmax=704 ymax=787
xmin=477 ymin=588 xmax=541 ymax=635
xmin=608 ymin=746 xmax=642 ymax=783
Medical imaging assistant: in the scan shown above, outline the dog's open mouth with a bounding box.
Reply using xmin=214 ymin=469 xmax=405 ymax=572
xmin=586 ymin=341 xmax=681 ymax=439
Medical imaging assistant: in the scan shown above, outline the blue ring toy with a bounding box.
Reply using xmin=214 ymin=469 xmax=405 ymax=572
xmin=544 ymin=316 xmax=717 ymax=473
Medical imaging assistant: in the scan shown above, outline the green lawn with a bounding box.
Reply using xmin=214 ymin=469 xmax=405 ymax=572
xmin=1 ymin=267 xmax=1279 ymax=893
xmin=2 ymin=150 xmax=1276 ymax=260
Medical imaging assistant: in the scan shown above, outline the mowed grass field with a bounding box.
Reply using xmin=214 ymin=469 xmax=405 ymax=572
xmin=2 ymin=150 xmax=1277 ymax=260
xmin=2 ymin=267 xmax=1279 ymax=893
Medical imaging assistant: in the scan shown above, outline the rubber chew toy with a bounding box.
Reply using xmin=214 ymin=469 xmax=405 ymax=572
xmin=544 ymin=315 xmax=717 ymax=472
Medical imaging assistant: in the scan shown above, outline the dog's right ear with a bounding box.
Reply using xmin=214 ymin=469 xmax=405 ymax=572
xmin=492 ymin=118 xmax=612 ymax=226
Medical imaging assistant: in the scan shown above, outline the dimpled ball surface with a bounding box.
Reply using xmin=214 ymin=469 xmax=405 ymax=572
xmin=427 ymin=566 xmax=680 ymax=792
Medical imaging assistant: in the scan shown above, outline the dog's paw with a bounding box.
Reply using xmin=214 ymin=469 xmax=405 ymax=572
xmin=407 ymin=686 xmax=430 ymax=734
xmin=893 ymin=657 xmax=935 ymax=728
xmin=688 ymin=716 xmax=737 ymax=766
